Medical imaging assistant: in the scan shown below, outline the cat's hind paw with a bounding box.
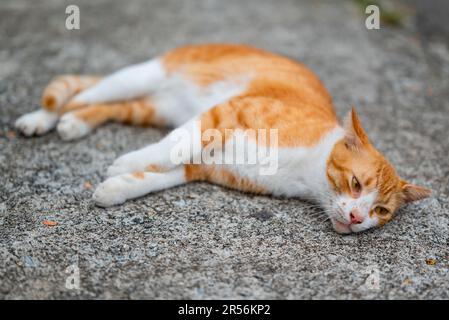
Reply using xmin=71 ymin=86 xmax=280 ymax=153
xmin=57 ymin=113 xmax=91 ymax=141
xmin=15 ymin=109 xmax=58 ymax=136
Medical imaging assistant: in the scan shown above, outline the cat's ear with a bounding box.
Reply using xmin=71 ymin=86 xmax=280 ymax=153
xmin=400 ymin=180 xmax=432 ymax=203
xmin=343 ymin=107 xmax=370 ymax=149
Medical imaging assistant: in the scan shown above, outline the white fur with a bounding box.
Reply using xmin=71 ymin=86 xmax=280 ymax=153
xmin=15 ymin=109 xmax=58 ymax=136
xmin=152 ymin=74 xmax=250 ymax=126
xmin=333 ymin=191 xmax=379 ymax=233
xmin=216 ymin=126 xmax=345 ymax=199
xmin=72 ymin=59 xmax=166 ymax=105
xmin=57 ymin=113 xmax=92 ymax=141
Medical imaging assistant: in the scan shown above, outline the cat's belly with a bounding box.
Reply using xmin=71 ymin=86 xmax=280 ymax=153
xmin=151 ymin=72 xmax=250 ymax=127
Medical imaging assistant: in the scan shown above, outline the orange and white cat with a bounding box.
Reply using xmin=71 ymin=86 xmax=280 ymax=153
xmin=15 ymin=44 xmax=430 ymax=233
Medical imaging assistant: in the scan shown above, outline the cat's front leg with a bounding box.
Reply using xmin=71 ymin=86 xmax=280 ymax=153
xmin=107 ymin=148 xmax=159 ymax=177
xmin=107 ymin=142 xmax=182 ymax=176
xmin=93 ymin=167 xmax=186 ymax=207
xmin=107 ymin=117 xmax=202 ymax=177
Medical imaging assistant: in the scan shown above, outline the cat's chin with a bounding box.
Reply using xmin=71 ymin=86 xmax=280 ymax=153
xmin=331 ymin=218 xmax=352 ymax=234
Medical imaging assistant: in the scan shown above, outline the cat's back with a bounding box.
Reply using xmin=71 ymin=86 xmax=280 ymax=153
xmin=162 ymin=44 xmax=338 ymax=147
xmin=163 ymin=44 xmax=328 ymax=93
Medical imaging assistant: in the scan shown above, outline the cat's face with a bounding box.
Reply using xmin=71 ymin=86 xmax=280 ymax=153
xmin=325 ymin=109 xmax=431 ymax=234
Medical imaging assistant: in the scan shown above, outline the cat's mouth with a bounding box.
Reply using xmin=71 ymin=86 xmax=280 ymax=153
xmin=331 ymin=217 xmax=363 ymax=234
xmin=335 ymin=219 xmax=351 ymax=228
xmin=332 ymin=217 xmax=373 ymax=234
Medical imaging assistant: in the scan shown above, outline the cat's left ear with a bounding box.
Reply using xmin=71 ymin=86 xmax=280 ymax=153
xmin=400 ymin=180 xmax=432 ymax=203
xmin=343 ymin=107 xmax=370 ymax=149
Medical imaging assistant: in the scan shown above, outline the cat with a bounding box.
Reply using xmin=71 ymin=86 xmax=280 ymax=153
xmin=14 ymin=43 xmax=431 ymax=233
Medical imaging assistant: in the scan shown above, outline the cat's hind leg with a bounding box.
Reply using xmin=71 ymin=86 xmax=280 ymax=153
xmin=61 ymin=59 xmax=166 ymax=114
xmin=56 ymin=98 xmax=161 ymax=140
xmin=15 ymin=75 xmax=100 ymax=136
xmin=16 ymin=58 xmax=165 ymax=137
xmin=93 ymin=166 xmax=186 ymax=207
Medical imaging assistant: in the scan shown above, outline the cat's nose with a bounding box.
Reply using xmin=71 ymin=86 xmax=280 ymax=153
xmin=350 ymin=210 xmax=364 ymax=224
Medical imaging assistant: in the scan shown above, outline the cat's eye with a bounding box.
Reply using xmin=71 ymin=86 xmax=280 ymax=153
xmin=374 ymin=206 xmax=389 ymax=216
xmin=351 ymin=176 xmax=361 ymax=194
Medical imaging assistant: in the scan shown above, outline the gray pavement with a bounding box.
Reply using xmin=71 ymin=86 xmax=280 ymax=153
xmin=0 ymin=0 xmax=448 ymax=299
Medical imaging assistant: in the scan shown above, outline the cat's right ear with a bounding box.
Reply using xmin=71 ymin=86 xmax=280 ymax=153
xmin=343 ymin=107 xmax=370 ymax=150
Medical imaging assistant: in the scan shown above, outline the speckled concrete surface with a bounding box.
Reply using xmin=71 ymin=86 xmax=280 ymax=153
xmin=0 ymin=0 xmax=448 ymax=299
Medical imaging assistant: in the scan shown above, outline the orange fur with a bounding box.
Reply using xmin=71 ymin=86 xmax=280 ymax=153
xmin=184 ymin=164 xmax=266 ymax=194
xmin=164 ymin=44 xmax=337 ymax=147
xmin=200 ymin=93 xmax=337 ymax=147
xmin=145 ymin=164 xmax=165 ymax=173
xmin=42 ymin=75 xmax=100 ymax=111
xmin=132 ymin=172 xmax=145 ymax=179
xmin=71 ymin=98 xmax=160 ymax=127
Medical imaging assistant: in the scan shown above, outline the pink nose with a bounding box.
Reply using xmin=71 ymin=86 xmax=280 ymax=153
xmin=350 ymin=210 xmax=364 ymax=224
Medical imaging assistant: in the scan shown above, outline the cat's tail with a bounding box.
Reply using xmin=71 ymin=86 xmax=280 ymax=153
xmin=41 ymin=75 xmax=101 ymax=112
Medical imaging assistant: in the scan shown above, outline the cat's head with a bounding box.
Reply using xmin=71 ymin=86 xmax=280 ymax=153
xmin=325 ymin=108 xmax=431 ymax=234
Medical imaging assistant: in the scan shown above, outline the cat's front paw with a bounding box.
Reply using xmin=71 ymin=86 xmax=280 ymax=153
xmin=93 ymin=177 xmax=128 ymax=207
xmin=15 ymin=110 xmax=58 ymax=136
xmin=57 ymin=113 xmax=91 ymax=141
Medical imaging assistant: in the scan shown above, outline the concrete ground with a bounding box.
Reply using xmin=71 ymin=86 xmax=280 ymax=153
xmin=0 ymin=0 xmax=448 ymax=299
